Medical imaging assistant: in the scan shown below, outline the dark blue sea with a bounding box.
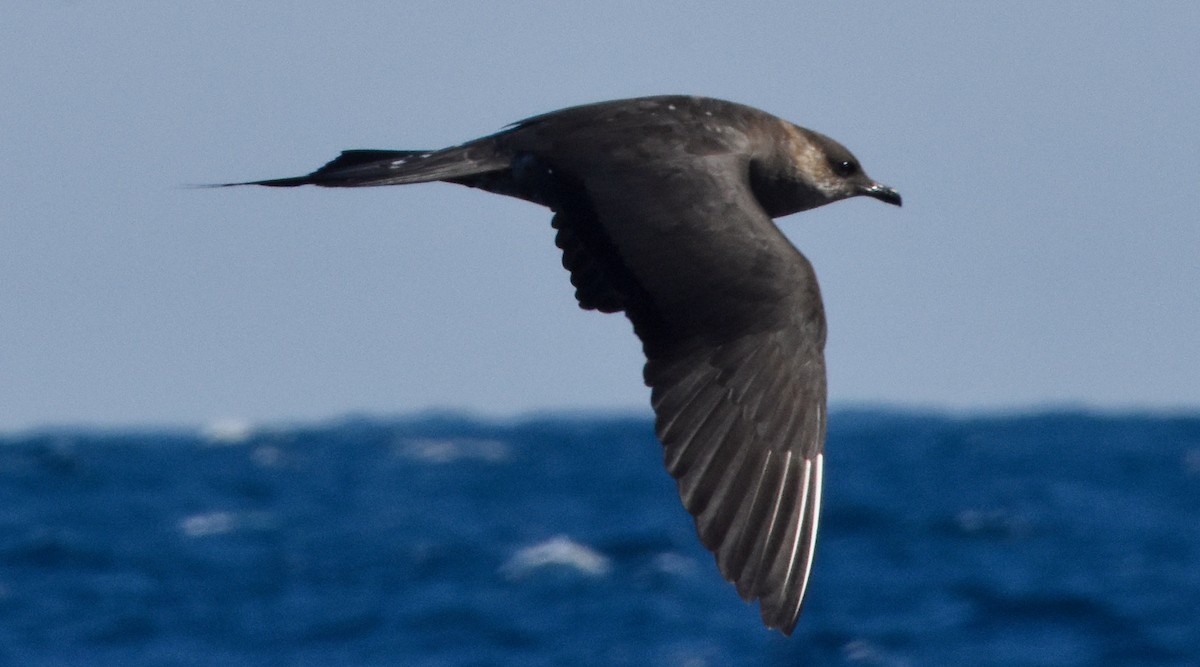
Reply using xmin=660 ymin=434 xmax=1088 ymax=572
xmin=2 ymin=410 xmax=1198 ymax=666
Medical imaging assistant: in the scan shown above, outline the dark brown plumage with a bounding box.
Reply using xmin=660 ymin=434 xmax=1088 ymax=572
xmin=228 ymin=95 xmax=901 ymax=634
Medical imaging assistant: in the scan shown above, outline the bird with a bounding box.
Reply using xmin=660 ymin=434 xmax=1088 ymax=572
xmin=225 ymin=95 xmax=901 ymax=634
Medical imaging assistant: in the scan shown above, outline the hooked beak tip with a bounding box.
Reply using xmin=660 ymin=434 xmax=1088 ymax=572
xmin=863 ymin=182 xmax=902 ymax=207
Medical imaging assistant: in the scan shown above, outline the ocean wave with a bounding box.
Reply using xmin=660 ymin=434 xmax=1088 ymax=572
xmin=395 ymin=437 xmax=510 ymax=464
xmin=177 ymin=510 xmax=272 ymax=538
xmin=199 ymin=418 xmax=255 ymax=445
xmin=499 ymin=535 xmax=611 ymax=580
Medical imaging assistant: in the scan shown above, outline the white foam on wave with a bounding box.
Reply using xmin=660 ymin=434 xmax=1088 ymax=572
xmin=179 ymin=511 xmax=238 ymax=537
xmin=395 ymin=437 xmax=509 ymax=464
xmin=178 ymin=510 xmax=272 ymax=538
xmin=842 ymin=638 xmax=908 ymax=666
xmin=954 ymin=508 xmax=1028 ymax=538
xmin=499 ymin=535 xmax=611 ymax=580
xmin=200 ymin=418 xmax=254 ymax=445
xmin=651 ymin=552 xmax=697 ymax=577
xmin=251 ymin=445 xmax=285 ymax=468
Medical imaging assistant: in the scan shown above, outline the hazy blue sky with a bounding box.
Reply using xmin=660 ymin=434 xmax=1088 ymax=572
xmin=3 ymin=3 xmax=1197 ymax=430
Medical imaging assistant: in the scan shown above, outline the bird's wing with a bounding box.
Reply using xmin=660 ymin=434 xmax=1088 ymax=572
xmin=644 ymin=318 xmax=826 ymax=634
xmin=566 ymin=155 xmax=828 ymax=634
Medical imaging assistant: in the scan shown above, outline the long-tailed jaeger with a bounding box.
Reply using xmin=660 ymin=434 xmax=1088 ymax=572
xmin=227 ymin=95 xmax=901 ymax=634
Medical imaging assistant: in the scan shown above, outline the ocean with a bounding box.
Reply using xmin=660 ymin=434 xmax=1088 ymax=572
xmin=1 ymin=410 xmax=1197 ymax=666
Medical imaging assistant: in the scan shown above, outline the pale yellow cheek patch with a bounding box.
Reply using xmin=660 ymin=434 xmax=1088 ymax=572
xmin=778 ymin=122 xmax=840 ymax=197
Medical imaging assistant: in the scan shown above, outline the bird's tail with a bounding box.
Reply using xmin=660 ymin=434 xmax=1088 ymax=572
xmin=224 ymin=144 xmax=509 ymax=188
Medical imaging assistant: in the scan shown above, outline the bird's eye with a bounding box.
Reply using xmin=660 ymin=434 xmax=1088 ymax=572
xmin=832 ymin=159 xmax=859 ymax=177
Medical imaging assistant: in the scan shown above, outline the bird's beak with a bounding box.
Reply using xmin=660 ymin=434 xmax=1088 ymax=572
xmin=861 ymin=182 xmax=902 ymax=207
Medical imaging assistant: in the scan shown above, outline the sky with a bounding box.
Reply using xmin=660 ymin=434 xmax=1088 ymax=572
xmin=2 ymin=3 xmax=1198 ymax=431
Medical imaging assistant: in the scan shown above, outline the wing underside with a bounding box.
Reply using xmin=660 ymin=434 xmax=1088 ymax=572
xmin=551 ymin=159 xmax=829 ymax=634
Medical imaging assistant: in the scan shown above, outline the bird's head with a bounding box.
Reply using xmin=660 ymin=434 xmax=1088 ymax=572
xmin=750 ymin=122 xmax=901 ymax=217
